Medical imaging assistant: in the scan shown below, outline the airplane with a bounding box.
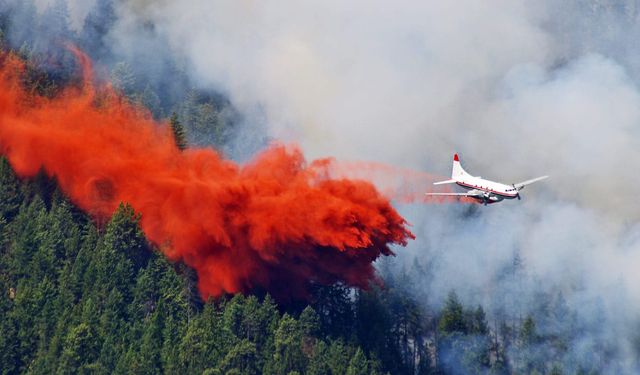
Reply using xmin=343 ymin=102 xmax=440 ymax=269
xmin=425 ymin=154 xmax=548 ymax=205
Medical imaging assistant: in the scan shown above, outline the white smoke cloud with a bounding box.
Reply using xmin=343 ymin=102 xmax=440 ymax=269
xmin=113 ymin=1 xmax=550 ymax=164
xmin=34 ymin=0 xmax=94 ymax=29
xmin=79 ymin=0 xmax=640 ymax=371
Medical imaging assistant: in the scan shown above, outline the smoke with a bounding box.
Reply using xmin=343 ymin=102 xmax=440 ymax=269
xmin=4 ymin=0 xmax=640 ymax=371
xmin=0 ymin=50 xmax=413 ymax=301
xmin=99 ymin=0 xmax=640 ymax=372
xmin=112 ymin=1 xmax=550 ymax=166
xmin=33 ymin=0 xmax=94 ymax=30
xmin=324 ymin=159 xmax=478 ymax=204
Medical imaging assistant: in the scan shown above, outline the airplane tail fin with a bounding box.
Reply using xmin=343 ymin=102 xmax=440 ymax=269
xmin=433 ymin=154 xmax=470 ymax=185
xmin=451 ymin=153 xmax=470 ymax=179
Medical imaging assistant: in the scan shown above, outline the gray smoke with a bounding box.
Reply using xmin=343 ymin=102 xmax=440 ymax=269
xmin=33 ymin=0 xmax=94 ymax=29
xmin=8 ymin=0 xmax=640 ymax=372
xmin=105 ymin=2 xmax=640 ymax=372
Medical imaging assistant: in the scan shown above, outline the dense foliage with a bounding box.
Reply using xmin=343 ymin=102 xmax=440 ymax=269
xmin=0 ymin=160 xmax=385 ymax=374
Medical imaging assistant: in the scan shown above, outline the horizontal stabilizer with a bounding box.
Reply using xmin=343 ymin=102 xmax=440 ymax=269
xmin=433 ymin=179 xmax=457 ymax=185
xmin=513 ymin=175 xmax=548 ymax=191
xmin=425 ymin=192 xmax=483 ymax=197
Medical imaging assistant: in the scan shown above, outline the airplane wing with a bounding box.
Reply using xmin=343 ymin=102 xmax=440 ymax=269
xmin=433 ymin=179 xmax=457 ymax=185
xmin=512 ymin=175 xmax=548 ymax=191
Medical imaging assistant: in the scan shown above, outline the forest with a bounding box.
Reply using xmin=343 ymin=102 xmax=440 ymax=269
xmin=0 ymin=157 xmax=597 ymax=375
xmin=0 ymin=0 xmax=632 ymax=374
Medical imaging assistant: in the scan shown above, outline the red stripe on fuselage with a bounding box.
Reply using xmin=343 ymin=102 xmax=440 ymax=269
xmin=456 ymin=181 xmax=518 ymax=198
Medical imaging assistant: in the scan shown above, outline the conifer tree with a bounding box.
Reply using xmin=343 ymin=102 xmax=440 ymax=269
xmin=307 ymin=340 xmax=331 ymax=375
xmin=138 ymin=311 xmax=163 ymax=374
xmin=438 ymin=290 xmax=467 ymax=336
xmin=0 ymin=156 xmax=23 ymax=221
xmin=269 ymin=314 xmax=306 ymax=374
xmin=326 ymin=339 xmax=352 ymax=375
xmin=519 ymin=315 xmax=539 ymax=346
xmin=170 ymin=112 xmax=188 ymax=151
xmin=82 ymin=0 xmax=117 ymax=59
xmin=58 ymin=323 xmax=99 ymax=374
xmin=346 ymin=348 xmax=369 ymax=375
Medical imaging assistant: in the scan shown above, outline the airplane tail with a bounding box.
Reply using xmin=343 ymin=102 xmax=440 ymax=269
xmin=433 ymin=153 xmax=470 ymax=185
xmin=451 ymin=153 xmax=470 ymax=179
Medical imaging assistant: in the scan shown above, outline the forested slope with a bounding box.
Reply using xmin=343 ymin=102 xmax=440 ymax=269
xmin=0 ymin=156 xmax=436 ymax=374
xmin=0 ymin=156 xmax=602 ymax=374
xmin=0 ymin=158 xmax=390 ymax=374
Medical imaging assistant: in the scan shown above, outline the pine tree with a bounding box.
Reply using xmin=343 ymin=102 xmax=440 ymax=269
xmin=355 ymin=287 xmax=402 ymax=373
xmin=219 ymin=339 xmax=258 ymax=375
xmin=346 ymin=348 xmax=369 ymax=375
xmin=135 ymin=84 xmax=162 ymax=117
xmin=176 ymin=90 xmax=232 ymax=148
xmin=299 ymin=306 xmax=320 ymax=337
xmin=81 ymin=0 xmax=117 ymax=59
xmin=111 ymin=62 xmax=137 ymax=97
xmin=438 ymin=290 xmax=467 ymax=336
xmin=307 ymin=340 xmax=331 ymax=375
xmin=138 ymin=311 xmax=163 ymax=374
xmin=326 ymin=339 xmax=352 ymax=375
xmin=0 ymin=156 xmax=23 ymax=221
xmin=269 ymin=314 xmax=306 ymax=374
xmin=8 ymin=195 xmax=47 ymax=278
xmin=519 ymin=315 xmax=539 ymax=346
xmin=170 ymin=112 xmax=188 ymax=151
xmin=469 ymin=305 xmax=489 ymax=335
xmin=178 ymin=303 xmax=227 ymax=374
xmin=103 ymin=203 xmax=149 ymax=272
xmin=57 ymin=323 xmax=99 ymax=374
xmin=514 ymin=315 xmax=543 ymax=374
xmin=312 ymin=283 xmax=354 ymax=339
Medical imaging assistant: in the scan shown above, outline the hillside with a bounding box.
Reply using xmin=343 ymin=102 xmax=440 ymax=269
xmin=1 ymin=1 xmax=635 ymax=373
xmin=0 ymin=156 xmax=605 ymax=375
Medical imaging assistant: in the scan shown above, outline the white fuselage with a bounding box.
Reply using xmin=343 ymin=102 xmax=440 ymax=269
xmin=455 ymin=176 xmax=519 ymax=202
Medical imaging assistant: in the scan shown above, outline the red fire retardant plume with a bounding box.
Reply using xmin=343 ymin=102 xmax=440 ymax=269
xmin=0 ymin=50 xmax=414 ymax=300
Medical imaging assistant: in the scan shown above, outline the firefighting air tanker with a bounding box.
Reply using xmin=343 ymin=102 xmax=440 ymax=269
xmin=426 ymin=154 xmax=548 ymax=205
